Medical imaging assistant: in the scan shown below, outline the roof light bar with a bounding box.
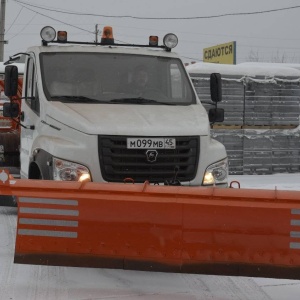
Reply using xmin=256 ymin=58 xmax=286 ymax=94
xmin=39 ymin=26 xmax=178 ymax=52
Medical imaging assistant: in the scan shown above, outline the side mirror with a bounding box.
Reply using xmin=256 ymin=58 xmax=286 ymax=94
xmin=3 ymin=102 xmax=20 ymax=118
xmin=4 ymin=65 xmax=19 ymax=97
xmin=210 ymin=73 xmax=222 ymax=103
xmin=209 ymin=108 xmax=224 ymax=123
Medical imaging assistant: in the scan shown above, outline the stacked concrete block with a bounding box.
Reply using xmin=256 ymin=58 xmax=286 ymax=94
xmin=242 ymin=130 xmax=273 ymax=174
xmin=189 ymin=71 xmax=300 ymax=175
xmin=191 ymin=75 xmax=245 ymax=125
xmin=211 ymin=129 xmax=244 ymax=175
xmin=245 ymin=78 xmax=300 ymax=126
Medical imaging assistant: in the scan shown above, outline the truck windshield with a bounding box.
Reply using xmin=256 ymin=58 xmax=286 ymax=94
xmin=40 ymin=52 xmax=196 ymax=105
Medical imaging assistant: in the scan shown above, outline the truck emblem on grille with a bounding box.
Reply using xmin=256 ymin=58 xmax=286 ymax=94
xmin=145 ymin=150 xmax=158 ymax=163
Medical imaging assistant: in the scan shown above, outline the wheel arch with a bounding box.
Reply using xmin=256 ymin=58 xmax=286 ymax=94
xmin=29 ymin=149 xmax=53 ymax=180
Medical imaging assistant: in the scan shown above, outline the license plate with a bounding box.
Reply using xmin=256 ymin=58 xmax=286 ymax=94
xmin=127 ymin=138 xmax=176 ymax=149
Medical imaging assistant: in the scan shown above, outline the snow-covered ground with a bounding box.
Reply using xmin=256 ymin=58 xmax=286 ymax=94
xmin=229 ymin=174 xmax=300 ymax=300
xmin=1 ymin=174 xmax=300 ymax=300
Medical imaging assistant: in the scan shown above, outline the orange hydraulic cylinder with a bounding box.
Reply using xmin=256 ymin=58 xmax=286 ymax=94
xmin=0 ymin=78 xmax=23 ymax=132
xmin=1 ymin=177 xmax=300 ymax=279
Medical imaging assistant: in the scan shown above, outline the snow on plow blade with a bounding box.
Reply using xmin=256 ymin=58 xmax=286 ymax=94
xmin=1 ymin=174 xmax=300 ymax=279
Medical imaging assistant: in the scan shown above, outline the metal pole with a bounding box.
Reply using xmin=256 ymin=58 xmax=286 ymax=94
xmin=0 ymin=0 xmax=6 ymax=61
xmin=95 ymin=24 xmax=98 ymax=43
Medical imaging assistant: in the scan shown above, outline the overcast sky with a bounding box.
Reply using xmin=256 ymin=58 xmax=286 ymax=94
xmin=2 ymin=0 xmax=300 ymax=64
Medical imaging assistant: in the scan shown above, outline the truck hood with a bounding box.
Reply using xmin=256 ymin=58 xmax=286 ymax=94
xmin=47 ymin=103 xmax=210 ymax=136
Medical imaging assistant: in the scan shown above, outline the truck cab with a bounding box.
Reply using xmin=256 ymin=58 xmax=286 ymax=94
xmin=4 ymin=26 xmax=228 ymax=186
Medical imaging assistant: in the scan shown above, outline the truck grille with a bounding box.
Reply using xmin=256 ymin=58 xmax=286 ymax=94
xmin=98 ymin=136 xmax=200 ymax=183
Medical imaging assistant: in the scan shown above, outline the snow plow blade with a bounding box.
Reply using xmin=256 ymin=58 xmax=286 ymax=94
xmin=1 ymin=174 xmax=300 ymax=279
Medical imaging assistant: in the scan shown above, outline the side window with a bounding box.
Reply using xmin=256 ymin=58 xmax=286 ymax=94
xmin=170 ymin=63 xmax=183 ymax=99
xmin=25 ymin=58 xmax=34 ymax=101
xmin=25 ymin=58 xmax=39 ymax=114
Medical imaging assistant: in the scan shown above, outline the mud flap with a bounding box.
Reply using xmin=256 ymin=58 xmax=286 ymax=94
xmin=0 ymin=175 xmax=299 ymax=279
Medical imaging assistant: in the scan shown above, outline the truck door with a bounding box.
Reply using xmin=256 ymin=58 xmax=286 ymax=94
xmin=20 ymin=55 xmax=39 ymax=179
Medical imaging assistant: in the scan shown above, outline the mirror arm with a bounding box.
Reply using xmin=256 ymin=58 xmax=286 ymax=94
xmin=10 ymin=97 xmax=35 ymax=101
xmin=201 ymin=100 xmax=217 ymax=107
xmin=11 ymin=117 xmax=35 ymax=130
xmin=4 ymin=52 xmax=30 ymax=65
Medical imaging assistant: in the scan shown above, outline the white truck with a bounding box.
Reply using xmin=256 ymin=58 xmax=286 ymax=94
xmin=3 ymin=26 xmax=228 ymax=186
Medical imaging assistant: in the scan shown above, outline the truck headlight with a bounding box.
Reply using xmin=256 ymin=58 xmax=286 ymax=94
xmin=203 ymin=158 xmax=228 ymax=186
xmin=53 ymin=157 xmax=91 ymax=182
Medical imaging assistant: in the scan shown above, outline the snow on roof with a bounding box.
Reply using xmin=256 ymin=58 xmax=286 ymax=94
xmin=0 ymin=62 xmax=25 ymax=74
xmin=186 ymin=62 xmax=300 ymax=77
xmin=239 ymin=62 xmax=300 ymax=71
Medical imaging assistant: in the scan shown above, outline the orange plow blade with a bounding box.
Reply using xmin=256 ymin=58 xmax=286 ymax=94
xmin=1 ymin=175 xmax=300 ymax=279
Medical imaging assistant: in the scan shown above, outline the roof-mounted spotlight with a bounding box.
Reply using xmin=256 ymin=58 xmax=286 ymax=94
xmin=40 ymin=26 xmax=56 ymax=45
xmin=163 ymin=33 xmax=178 ymax=51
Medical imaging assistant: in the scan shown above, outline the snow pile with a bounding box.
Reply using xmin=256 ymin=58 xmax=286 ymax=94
xmin=186 ymin=62 xmax=300 ymax=77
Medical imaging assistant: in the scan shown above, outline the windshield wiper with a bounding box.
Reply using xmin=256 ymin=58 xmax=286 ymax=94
xmin=109 ymin=97 xmax=176 ymax=105
xmin=50 ymin=96 xmax=103 ymax=103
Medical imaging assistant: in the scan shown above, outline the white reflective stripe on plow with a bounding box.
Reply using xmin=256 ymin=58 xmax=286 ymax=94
xmin=19 ymin=207 xmax=79 ymax=216
xmin=19 ymin=218 xmax=78 ymax=227
xmin=291 ymin=220 xmax=300 ymax=226
xmin=290 ymin=209 xmax=300 ymax=249
xmin=290 ymin=232 xmax=300 ymax=238
xmin=19 ymin=197 xmax=78 ymax=206
xmin=290 ymin=243 xmax=300 ymax=249
xmin=18 ymin=229 xmax=77 ymax=238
